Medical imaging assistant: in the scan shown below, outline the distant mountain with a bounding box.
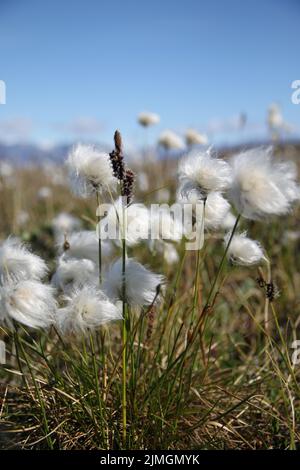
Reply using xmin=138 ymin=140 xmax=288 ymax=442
xmin=1 ymin=139 xmax=300 ymax=166
xmin=0 ymin=141 xmax=111 ymax=165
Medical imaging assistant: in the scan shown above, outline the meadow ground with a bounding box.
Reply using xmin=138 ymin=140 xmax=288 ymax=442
xmin=0 ymin=142 xmax=299 ymax=450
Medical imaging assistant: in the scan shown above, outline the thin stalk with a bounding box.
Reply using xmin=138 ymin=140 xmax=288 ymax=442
xmin=264 ymin=258 xmax=272 ymax=337
xmin=190 ymin=200 xmax=206 ymax=325
xmin=96 ymin=191 xmax=102 ymax=284
xmin=121 ymin=205 xmax=128 ymax=448
xmin=17 ymin=333 xmax=54 ymax=449
xmin=89 ymin=332 xmax=105 ymax=446
xmin=202 ymin=213 xmax=241 ymax=319
xmin=146 ymin=213 xmax=241 ymax=391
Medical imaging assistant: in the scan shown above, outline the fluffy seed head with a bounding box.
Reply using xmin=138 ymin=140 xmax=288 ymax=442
xmin=57 ymin=285 xmax=122 ymax=335
xmin=37 ymin=186 xmax=52 ymax=200
xmin=0 ymin=238 xmax=48 ymax=285
xmin=158 ymin=130 xmax=185 ymax=150
xmin=51 ymin=256 xmax=97 ymax=293
xmin=178 ymin=148 xmax=233 ymax=196
xmin=67 ymin=143 xmax=117 ymax=197
xmin=0 ymin=280 xmax=57 ymax=329
xmin=103 ymin=258 xmax=164 ymax=307
xmin=52 ymin=212 xmax=82 ymax=240
xmin=224 ymin=231 xmax=266 ymax=266
xmin=177 ymin=184 xmax=231 ymax=232
xmin=204 ymin=192 xmax=231 ymax=230
xmin=268 ymin=103 xmax=283 ymax=130
xmin=138 ymin=111 xmax=160 ymax=127
xmin=185 ymin=128 xmax=208 ymax=146
xmin=58 ymin=230 xmax=112 ymax=262
xmin=229 ymin=147 xmax=300 ymax=219
xmin=150 ymin=240 xmax=179 ymax=265
xmin=221 ymin=211 xmax=237 ymax=230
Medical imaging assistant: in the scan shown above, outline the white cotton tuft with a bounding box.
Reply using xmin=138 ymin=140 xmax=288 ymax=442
xmin=229 ymin=147 xmax=300 ymax=219
xmin=221 ymin=211 xmax=237 ymax=230
xmin=0 ymin=238 xmax=48 ymax=285
xmin=99 ymin=197 xmax=149 ymax=246
xmin=163 ymin=242 xmax=179 ymax=265
xmin=51 ymin=256 xmax=97 ymax=293
xmin=224 ymin=231 xmax=266 ymax=266
xmin=0 ymin=280 xmax=57 ymax=329
xmin=204 ymin=192 xmax=231 ymax=230
xmin=57 ymin=285 xmax=122 ymax=335
xmin=138 ymin=111 xmax=160 ymax=127
xmin=0 ymin=161 xmax=14 ymax=178
xmin=148 ymin=240 xmax=179 ymax=265
xmin=52 ymin=212 xmax=82 ymax=241
xmin=158 ymin=130 xmax=185 ymax=150
xmin=103 ymin=258 xmax=164 ymax=307
xmin=37 ymin=186 xmax=52 ymax=199
xmin=268 ymin=103 xmax=283 ymax=130
xmin=137 ymin=172 xmax=149 ymax=192
xmin=67 ymin=143 xmax=117 ymax=197
xmin=15 ymin=210 xmax=30 ymax=228
xmin=178 ymin=148 xmax=233 ymax=196
xmin=185 ymin=129 xmax=208 ymax=146
xmin=58 ymin=230 xmax=112 ymax=263
xmin=177 ymin=186 xmax=230 ymax=232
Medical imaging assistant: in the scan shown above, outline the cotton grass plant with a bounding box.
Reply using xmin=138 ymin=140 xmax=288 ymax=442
xmin=1 ymin=138 xmax=300 ymax=450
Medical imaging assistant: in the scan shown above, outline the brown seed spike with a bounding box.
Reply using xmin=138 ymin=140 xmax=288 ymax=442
xmin=109 ymin=130 xmax=125 ymax=181
xmin=114 ymin=130 xmax=122 ymax=154
xmin=122 ymin=168 xmax=135 ymax=204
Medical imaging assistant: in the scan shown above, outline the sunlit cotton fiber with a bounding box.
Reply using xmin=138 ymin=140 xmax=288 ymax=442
xmin=67 ymin=143 xmax=117 ymax=197
xmin=0 ymin=238 xmax=48 ymax=285
xmin=103 ymin=258 xmax=164 ymax=307
xmin=178 ymin=148 xmax=233 ymax=197
xmin=221 ymin=211 xmax=237 ymax=230
xmin=229 ymin=147 xmax=300 ymax=219
xmin=58 ymin=230 xmax=112 ymax=263
xmin=224 ymin=231 xmax=266 ymax=266
xmin=177 ymin=189 xmax=230 ymax=231
xmin=0 ymin=280 xmax=57 ymax=329
xmin=51 ymin=256 xmax=97 ymax=293
xmin=57 ymin=285 xmax=122 ymax=335
xmin=52 ymin=212 xmax=82 ymax=240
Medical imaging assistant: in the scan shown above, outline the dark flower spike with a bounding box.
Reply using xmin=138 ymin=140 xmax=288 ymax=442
xmin=109 ymin=130 xmax=125 ymax=181
xmin=122 ymin=168 xmax=135 ymax=204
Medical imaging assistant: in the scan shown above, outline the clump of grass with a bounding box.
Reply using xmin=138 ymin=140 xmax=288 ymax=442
xmin=0 ymin=141 xmax=300 ymax=450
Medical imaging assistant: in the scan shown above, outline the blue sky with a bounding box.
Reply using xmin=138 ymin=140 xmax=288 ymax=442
xmin=0 ymin=0 xmax=299 ymax=147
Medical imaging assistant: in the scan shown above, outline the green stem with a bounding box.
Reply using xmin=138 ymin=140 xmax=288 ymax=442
xmin=203 ymin=213 xmax=241 ymax=315
xmin=121 ymin=234 xmax=128 ymax=447
xmin=191 ymin=198 xmax=206 ymax=326
xmin=89 ymin=332 xmax=105 ymax=445
xmin=96 ymin=191 xmax=102 ymax=284
xmin=17 ymin=332 xmax=53 ymax=449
